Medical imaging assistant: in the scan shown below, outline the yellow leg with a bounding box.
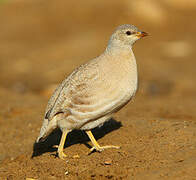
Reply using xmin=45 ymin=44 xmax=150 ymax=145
xmin=57 ymin=130 xmax=68 ymax=159
xmin=85 ymin=130 xmax=120 ymax=153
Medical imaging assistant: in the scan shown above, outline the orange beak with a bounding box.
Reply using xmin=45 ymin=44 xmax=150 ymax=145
xmin=137 ymin=31 xmax=149 ymax=38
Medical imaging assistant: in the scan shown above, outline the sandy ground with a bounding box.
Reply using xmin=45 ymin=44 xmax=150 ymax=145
xmin=0 ymin=0 xmax=196 ymax=179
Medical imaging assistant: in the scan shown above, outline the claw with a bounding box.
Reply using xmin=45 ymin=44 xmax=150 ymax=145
xmin=88 ymin=145 xmax=120 ymax=155
xmin=86 ymin=130 xmax=120 ymax=155
xmin=58 ymin=151 xmax=67 ymax=160
xmin=53 ymin=145 xmax=59 ymax=148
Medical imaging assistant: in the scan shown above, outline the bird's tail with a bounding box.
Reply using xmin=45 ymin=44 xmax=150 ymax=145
xmin=36 ymin=117 xmax=57 ymax=143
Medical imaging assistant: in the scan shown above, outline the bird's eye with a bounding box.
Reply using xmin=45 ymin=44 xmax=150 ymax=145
xmin=126 ymin=31 xmax=131 ymax=36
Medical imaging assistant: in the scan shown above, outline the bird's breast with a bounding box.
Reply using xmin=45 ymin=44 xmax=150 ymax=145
xmin=103 ymin=50 xmax=138 ymax=107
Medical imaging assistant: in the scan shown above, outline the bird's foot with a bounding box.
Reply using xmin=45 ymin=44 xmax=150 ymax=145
xmin=58 ymin=151 xmax=67 ymax=160
xmin=89 ymin=145 xmax=120 ymax=154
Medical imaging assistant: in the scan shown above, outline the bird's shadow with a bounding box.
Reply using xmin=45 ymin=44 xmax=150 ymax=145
xmin=32 ymin=118 xmax=122 ymax=158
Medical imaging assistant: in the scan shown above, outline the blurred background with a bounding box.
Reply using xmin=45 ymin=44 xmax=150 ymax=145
xmin=0 ymin=0 xmax=195 ymax=98
xmin=1 ymin=0 xmax=196 ymax=179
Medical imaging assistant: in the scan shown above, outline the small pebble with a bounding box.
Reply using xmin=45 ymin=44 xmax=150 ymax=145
xmin=65 ymin=171 xmax=69 ymax=175
xmin=104 ymin=158 xmax=112 ymax=165
xmin=73 ymin=154 xmax=80 ymax=159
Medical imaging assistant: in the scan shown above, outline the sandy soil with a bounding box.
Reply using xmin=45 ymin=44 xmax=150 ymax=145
xmin=0 ymin=0 xmax=196 ymax=179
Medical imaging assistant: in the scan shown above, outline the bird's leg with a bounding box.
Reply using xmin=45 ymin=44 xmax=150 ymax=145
xmin=57 ymin=130 xmax=68 ymax=159
xmin=85 ymin=130 xmax=120 ymax=153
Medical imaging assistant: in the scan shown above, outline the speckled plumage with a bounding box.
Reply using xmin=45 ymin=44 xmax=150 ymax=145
xmin=36 ymin=24 xmax=148 ymax=158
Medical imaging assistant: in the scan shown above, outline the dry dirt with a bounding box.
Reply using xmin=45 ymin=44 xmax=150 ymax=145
xmin=0 ymin=1 xmax=196 ymax=179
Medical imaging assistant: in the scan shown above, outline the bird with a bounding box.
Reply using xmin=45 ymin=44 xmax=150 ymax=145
xmin=36 ymin=24 xmax=148 ymax=159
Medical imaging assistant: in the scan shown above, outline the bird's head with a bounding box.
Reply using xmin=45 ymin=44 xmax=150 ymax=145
xmin=108 ymin=24 xmax=148 ymax=49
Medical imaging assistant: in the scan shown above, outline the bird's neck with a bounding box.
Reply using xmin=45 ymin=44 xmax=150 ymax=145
xmin=101 ymin=44 xmax=138 ymax=93
xmin=106 ymin=42 xmax=132 ymax=53
xmin=103 ymin=44 xmax=137 ymax=78
xmin=105 ymin=44 xmax=135 ymax=62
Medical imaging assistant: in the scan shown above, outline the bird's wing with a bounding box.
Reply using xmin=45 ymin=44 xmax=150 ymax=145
xmin=44 ymin=79 xmax=68 ymax=119
xmin=44 ymin=60 xmax=100 ymax=121
xmin=44 ymin=57 xmax=129 ymax=123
